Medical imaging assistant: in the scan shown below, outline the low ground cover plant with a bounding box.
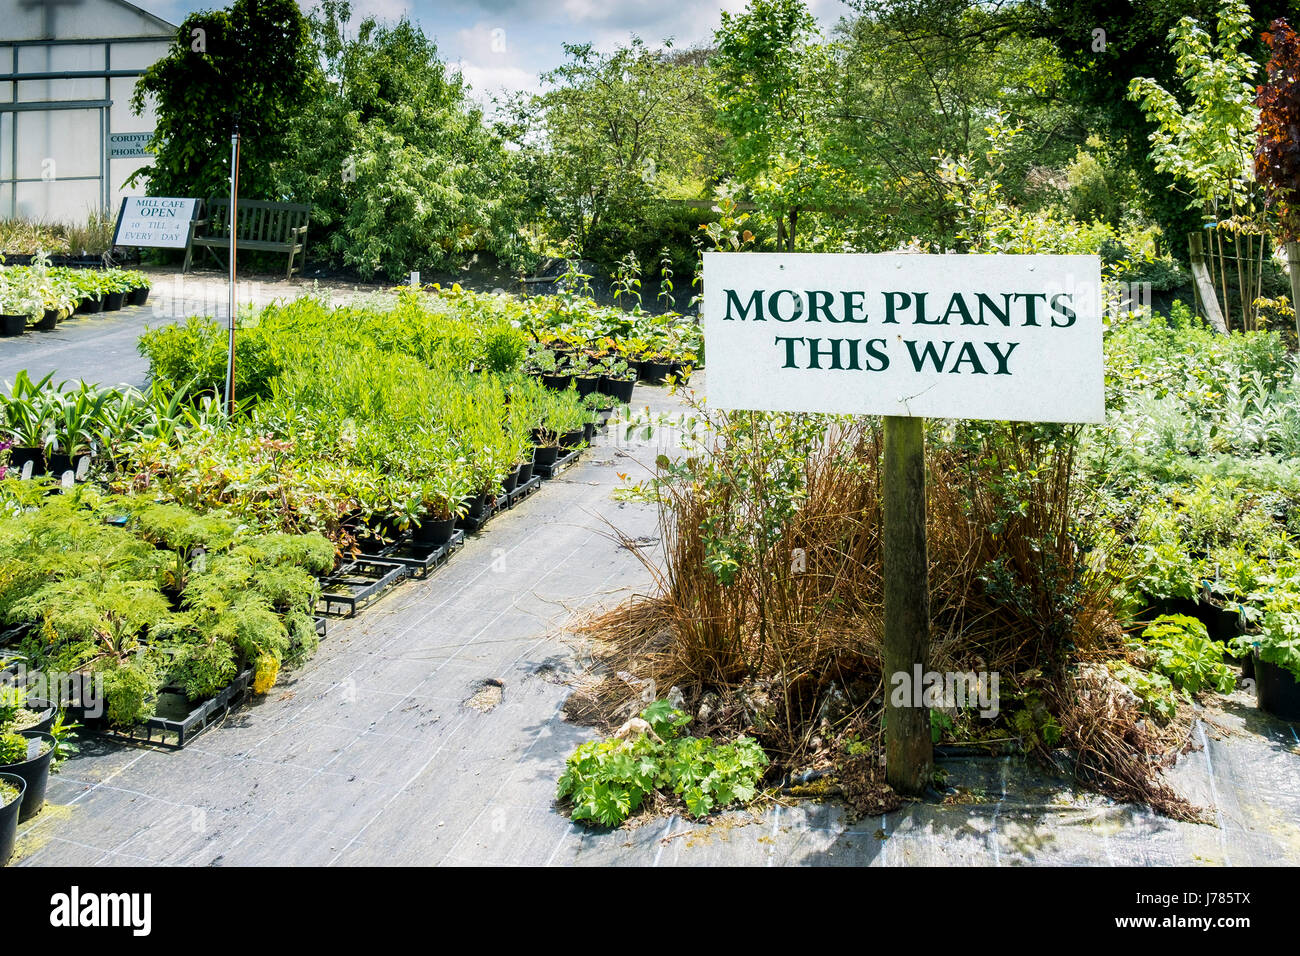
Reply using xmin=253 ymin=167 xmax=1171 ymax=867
xmin=0 ymin=483 xmax=332 ymax=725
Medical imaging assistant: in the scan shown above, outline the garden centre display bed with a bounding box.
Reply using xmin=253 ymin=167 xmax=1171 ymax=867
xmin=318 ymin=558 xmax=410 ymax=618
xmin=78 ymin=668 xmax=255 ymax=750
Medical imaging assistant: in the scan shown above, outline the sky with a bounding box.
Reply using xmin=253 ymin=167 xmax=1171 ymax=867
xmin=138 ymin=0 xmax=851 ymax=104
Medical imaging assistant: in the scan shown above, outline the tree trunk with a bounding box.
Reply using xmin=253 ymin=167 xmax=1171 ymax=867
xmin=883 ymin=415 xmax=933 ymax=796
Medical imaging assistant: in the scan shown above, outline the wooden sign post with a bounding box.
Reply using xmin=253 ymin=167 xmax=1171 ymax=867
xmin=882 ymin=414 xmax=932 ymax=792
xmin=702 ymin=252 xmax=1104 ymax=794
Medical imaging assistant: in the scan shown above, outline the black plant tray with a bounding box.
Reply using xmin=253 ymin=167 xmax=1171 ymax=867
xmin=457 ymin=495 xmax=507 ymax=533
xmin=314 ymin=614 xmax=328 ymax=639
xmin=84 ymin=668 xmax=254 ymax=750
xmin=318 ymin=558 xmax=409 ymax=617
xmin=0 ymin=622 xmax=32 ymax=648
xmin=536 ymin=448 xmax=581 ymax=479
xmin=365 ymin=529 xmax=466 ymax=579
xmin=509 ymin=475 xmax=543 ymax=505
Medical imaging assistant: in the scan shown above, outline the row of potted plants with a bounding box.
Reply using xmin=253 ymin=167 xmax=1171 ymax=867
xmin=0 ymin=258 xmax=151 ymax=336
xmin=0 ymin=372 xmax=209 ymax=479
xmin=0 ymin=678 xmax=75 ymax=865
xmin=426 ymin=282 xmax=703 ymax=371
xmin=124 ymin=295 xmax=628 ymax=553
xmin=1119 ymin=479 xmax=1300 ymax=720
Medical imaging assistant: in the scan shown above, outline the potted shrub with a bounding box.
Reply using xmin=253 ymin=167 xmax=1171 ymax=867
xmin=569 ymin=352 xmax=602 ymax=398
xmin=101 ymin=270 xmax=133 ymax=311
xmin=0 ymin=370 xmax=58 ymax=476
xmin=72 ymin=271 xmax=104 ymax=313
xmin=412 ymin=467 xmax=471 ymax=548
xmin=638 ymin=350 xmax=675 ymax=385
xmin=545 ymin=391 xmax=588 ymax=451
xmin=0 ymin=269 xmax=41 ymax=336
xmin=1235 ymin=609 xmax=1300 ymax=720
xmin=44 ymin=383 xmax=112 ymax=478
xmin=1 ymin=684 xmax=55 ymax=736
xmin=122 ymin=269 xmax=151 ymax=306
xmin=598 ymin=355 xmax=636 ymax=403
xmin=0 ymin=730 xmax=54 ymax=822
xmin=0 ymin=773 xmax=24 ymax=866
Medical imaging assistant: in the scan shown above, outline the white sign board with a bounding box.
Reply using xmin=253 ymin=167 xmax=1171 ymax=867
xmin=108 ymin=132 xmax=153 ymax=159
xmin=703 ymin=253 xmax=1104 ymax=424
xmin=113 ymin=197 xmax=199 ymax=249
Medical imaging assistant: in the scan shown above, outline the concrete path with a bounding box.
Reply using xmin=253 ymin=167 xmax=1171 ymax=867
xmin=6 ymin=303 xmax=1300 ymax=866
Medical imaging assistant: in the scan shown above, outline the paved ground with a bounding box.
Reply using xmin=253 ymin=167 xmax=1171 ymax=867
xmin=6 ymin=287 xmax=1300 ymax=866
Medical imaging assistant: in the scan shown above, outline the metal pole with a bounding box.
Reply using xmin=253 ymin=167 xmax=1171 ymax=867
xmin=224 ymin=117 xmax=240 ymax=415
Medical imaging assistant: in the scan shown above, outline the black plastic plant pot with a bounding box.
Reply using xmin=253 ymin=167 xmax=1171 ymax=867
xmin=103 ymin=291 xmax=126 ymax=311
xmin=35 ymin=309 xmax=58 ymax=331
xmin=8 ymin=447 xmax=44 ymax=476
xmin=639 ymin=360 xmax=672 ymax=385
xmin=0 ymin=731 xmax=54 ymax=822
xmin=502 ymin=467 xmax=519 ymax=494
xmin=1240 ymin=651 xmax=1254 ymax=680
xmin=129 ymin=286 xmax=150 ymax=307
xmin=0 ymin=314 xmax=26 ymax=336
xmin=604 ymin=377 xmax=635 ymax=403
xmin=46 ymin=453 xmax=73 ymax=477
xmin=541 ymin=373 xmax=573 ymax=392
xmin=559 ymin=428 xmax=584 ymax=450
xmin=574 ymin=376 xmax=600 ymax=398
xmin=583 ymin=422 xmax=596 ymax=443
xmin=516 ymin=460 xmax=534 ymax=484
xmin=1140 ymin=595 xmax=1201 ymax=622
xmin=533 ymin=445 xmax=560 ymax=468
xmin=22 ymin=699 xmax=56 ymax=734
xmin=77 ymin=296 xmax=103 ymax=315
xmin=412 ymin=515 xmax=456 ymax=548
xmin=1195 ymin=598 xmax=1244 ymax=642
xmin=1254 ymin=655 xmax=1300 ymax=721
xmin=465 ymin=493 xmax=489 ymax=520
xmin=669 ymin=362 xmax=691 ymax=384
xmin=0 ymin=772 xmax=24 ymax=866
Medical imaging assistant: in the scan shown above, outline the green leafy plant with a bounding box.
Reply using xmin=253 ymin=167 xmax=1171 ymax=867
xmin=556 ymin=699 xmax=768 ymax=827
xmin=1132 ymin=614 xmax=1236 ymax=695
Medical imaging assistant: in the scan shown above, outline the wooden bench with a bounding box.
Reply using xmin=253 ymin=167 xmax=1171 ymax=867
xmin=183 ymin=199 xmax=311 ymax=278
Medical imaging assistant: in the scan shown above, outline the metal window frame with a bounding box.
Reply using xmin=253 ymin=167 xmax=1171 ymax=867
xmin=1 ymin=28 xmax=172 ymax=219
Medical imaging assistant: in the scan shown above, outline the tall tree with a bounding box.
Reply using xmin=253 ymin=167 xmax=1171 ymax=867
xmin=282 ymin=0 xmax=524 ymax=278
xmin=130 ymin=0 xmax=320 ymax=201
xmin=507 ymin=38 xmax=719 ymax=261
xmin=714 ymin=0 xmax=874 ymax=250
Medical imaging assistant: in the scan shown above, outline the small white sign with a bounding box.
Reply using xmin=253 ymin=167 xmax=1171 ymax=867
xmin=108 ymin=132 xmax=154 ymax=159
xmin=703 ymin=252 xmax=1104 ymax=424
xmin=113 ymin=197 xmax=198 ymax=249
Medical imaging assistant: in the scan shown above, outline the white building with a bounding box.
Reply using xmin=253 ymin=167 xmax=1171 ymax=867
xmin=0 ymin=0 xmax=174 ymax=222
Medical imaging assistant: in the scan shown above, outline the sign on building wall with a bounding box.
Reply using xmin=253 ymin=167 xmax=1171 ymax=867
xmin=702 ymin=252 xmax=1105 ymax=424
xmin=113 ymin=197 xmax=198 ymax=249
xmin=108 ymin=132 xmax=155 ymax=159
